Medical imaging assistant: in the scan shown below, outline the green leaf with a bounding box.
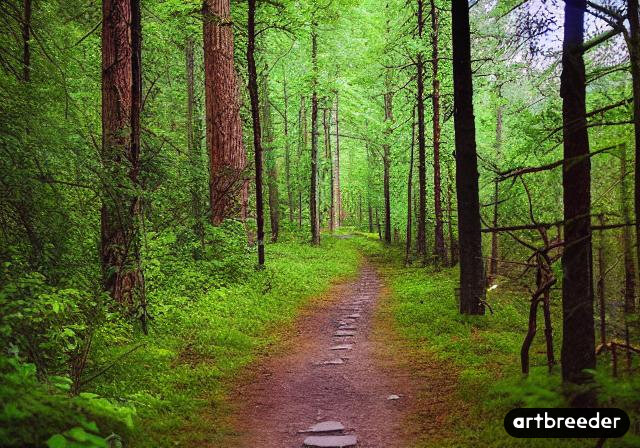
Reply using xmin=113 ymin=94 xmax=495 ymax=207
xmin=46 ymin=434 xmax=67 ymax=448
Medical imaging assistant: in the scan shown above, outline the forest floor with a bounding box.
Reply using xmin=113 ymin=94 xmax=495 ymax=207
xmin=218 ymin=262 xmax=460 ymax=448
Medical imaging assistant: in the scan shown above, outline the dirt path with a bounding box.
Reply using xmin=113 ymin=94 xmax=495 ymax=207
xmin=232 ymin=264 xmax=421 ymax=447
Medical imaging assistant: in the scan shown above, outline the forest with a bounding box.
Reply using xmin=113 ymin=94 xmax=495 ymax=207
xmin=1 ymin=0 xmax=640 ymax=446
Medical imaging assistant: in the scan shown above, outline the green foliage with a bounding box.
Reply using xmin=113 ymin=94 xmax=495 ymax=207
xmin=0 ymin=357 xmax=133 ymax=447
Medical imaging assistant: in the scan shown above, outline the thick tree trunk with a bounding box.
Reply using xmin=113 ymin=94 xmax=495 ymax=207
xmin=261 ymin=70 xmax=279 ymax=243
xmin=101 ymin=0 xmax=144 ymax=306
xmin=283 ymin=71 xmax=294 ymax=223
xmin=203 ymin=0 xmax=247 ymax=225
xmin=383 ymin=71 xmax=393 ymax=244
xmin=431 ymin=0 xmax=446 ymax=265
xmin=560 ymin=0 xmax=596 ymax=402
xmin=310 ymin=26 xmax=320 ymax=245
xmin=452 ymin=0 xmax=485 ymax=314
xmin=416 ymin=0 xmax=427 ymax=263
xmin=246 ymin=0 xmax=264 ymax=265
xmin=627 ymin=0 xmax=640 ymax=293
xmin=489 ymin=103 xmax=503 ymax=282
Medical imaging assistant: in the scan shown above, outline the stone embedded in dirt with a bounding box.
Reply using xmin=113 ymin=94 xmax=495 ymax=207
xmin=334 ymin=330 xmax=356 ymax=337
xmin=346 ymin=314 xmax=361 ymax=319
xmin=338 ymin=325 xmax=357 ymax=331
xmin=330 ymin=344 xmax=353 ymax=350
xmin=303 ymin=435 xmax=358 ymax=447
xmin=387 ymin=394 xmax=401 ymax=400
xmin=322 ymin=358 xmax=344 ymax=365
xmin=304 ymin=420 xmax=345 ymax=433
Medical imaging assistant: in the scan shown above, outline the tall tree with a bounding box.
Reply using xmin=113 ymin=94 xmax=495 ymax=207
xmin=489 ymin=99 xmax=503 ymax=283
xmin=247 ymin=0 xmax=265 ymax=265
xmin=333 ymin=92 xmax=343 ymax=226
xmin=560 ymin=0 xmax=595 ymax=403
xmin=431 ymin=0 xmax=446 ymax=265
xmin=416 ymin=0 xmax=427 ymax=262
xmin=261 ymin=69 xmax=279 ymax=242
xmin=452 ymin=0 xmax=485 ymax=314
xmin=186 ymin=37 xmax=205 ymax=250
xmin=100 ymin=0 xmax=145 ymax=305
xmin=203 ymin=0 xmax=248 ymax=225
xmin=283 ymin=69 xmax=294 ymax=223
xmin=383 ymin=70 xmax=393 ymax=244
xmin=310 ymin=24 xmax=320 ymax=245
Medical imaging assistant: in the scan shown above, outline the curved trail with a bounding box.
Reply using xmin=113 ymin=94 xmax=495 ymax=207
xmin=233 ymin=264 xmax=417 ymax=447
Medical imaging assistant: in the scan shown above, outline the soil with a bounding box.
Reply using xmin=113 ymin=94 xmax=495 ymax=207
xmin=228 ymin=263 xmax=460 ymax=448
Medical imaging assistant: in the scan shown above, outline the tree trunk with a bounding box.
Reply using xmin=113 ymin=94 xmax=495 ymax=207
xmin=260 ymin=70 xmax=279 ymax=243
xmin=283 ymin=70 xmax=294 ymax=223
xmin=203 ymin=0 xmax=248 ymax=225
xmin=406 ymin=107 xmax=416 ymax=265
xmin=489 ymin=103 xmax=503 ymax=282
xmin=383 ymin=70 xmax=393 ymax=244
xmin=627 ymin=0 xmax=640 ymax=295
xmin=334 ymin=93 xmax=343 ymax=226
xmin=101 ymin=0 xmax=145 ymax=306
xmin=560 ymin=0 xmax=595 ymax=402
xmin=246 ymin=0 xmax=264 ymax=265
xmin=431 ymin=0 xmax=446 ymax=265
xmin=452 ymin=0 xmax=485 ymax=314
xmin=186 ymin=37 xmax=205 ymax=250
xmin=416 ymin=0 xmax=427 ymax=263
xmin=597 ymin=214 xmax=606 ymax=346
xmin=324 ymin=105 xmax=336 ymax=232
xmin=297 ymin=96 xmax=306 ymax=228
xmin=310 ymin=26 xmax=320 ymax=245
xmin=446 ymin=159 xmax=458 ymax=266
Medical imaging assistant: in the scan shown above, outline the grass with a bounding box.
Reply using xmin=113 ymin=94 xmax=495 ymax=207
xmin=353 ymin=234 xmax=640 ymax=448
xmin=90 ymin=235 xmax=361 ymax=447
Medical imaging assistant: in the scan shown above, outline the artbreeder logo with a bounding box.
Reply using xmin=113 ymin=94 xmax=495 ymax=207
xmin=504 ymin=408 xmax=630 ymax=438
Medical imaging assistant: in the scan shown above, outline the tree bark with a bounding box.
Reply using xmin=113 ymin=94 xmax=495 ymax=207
xmin=406 ymin=107 xmax=416 ymax=265
xmin=416 ymin=0 xmax=427 ymax=263
xmin=324 ymin=105 xmax=336 ymax=232
xmin=310 ymin=26 xmax=320 ymax=245
xmin=334 ymin=93 xmax=343 ymax=226
xmin=446 ymin=159 xmax=458 ymax=266
xmin=283 ymin=70 xmax=294 ymax=223
xmin=383 ymin=70 xmax=393 ymax=244
xmin=246 ymin=0 xmax=264 ymax=265
xmin=431 ymin=0 xmax=446 ymax=265
xmin=597 ymin=214 xmax=606 ymax=346
xmin=620 ymin=143 xmax=636 ymax=314
xmin=560 ymin=0 xmax=596 ymax=402
xmin=489 ymin=102 xmax=503 ymax=282
xmin=627 ymin=0 xmax=640 ymax=294
xmin=261 ymin=70 xmax=279 ymax=242
xmin=203 ymin=0 xmax=248 ymax=225
xmin=452 ymin=0 xmax=485 ymax=314
xmin=101 ymin=0 xmax=144 ymax=306
xmin=186 ymin=37 xmax=205 ymax=250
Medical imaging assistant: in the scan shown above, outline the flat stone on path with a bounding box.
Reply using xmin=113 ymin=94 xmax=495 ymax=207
xmin=322 ymin=358 xmax=344 ymax=365
xmin=338 ymin=325 xmax=357 ymax=331
xmin=330 ymin=344 xmax=353 ymax=350
xmin=302 ymin=420 xmax=345 ymax=433
xmin=334 ymin=330 xmax=356 ymax=337
xmin=303 ymin=435 xmax=358 ymax=447
xmin=346 ymin=314 xmax=361 ymax=319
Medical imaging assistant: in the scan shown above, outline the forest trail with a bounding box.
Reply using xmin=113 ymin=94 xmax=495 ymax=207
xmin=229 ymin=264 xmax=422 ymax=448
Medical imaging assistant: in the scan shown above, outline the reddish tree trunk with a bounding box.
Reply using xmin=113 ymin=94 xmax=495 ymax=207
xmin=452 ymin=0 xmax=485 ymax=314
xmin=560 ymin=0 xmax=596 ymax=402
xmin=101 ymin=0 xmax=144 ymax=306
xmin=203 ymin=0 xmax=248 ymax=225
